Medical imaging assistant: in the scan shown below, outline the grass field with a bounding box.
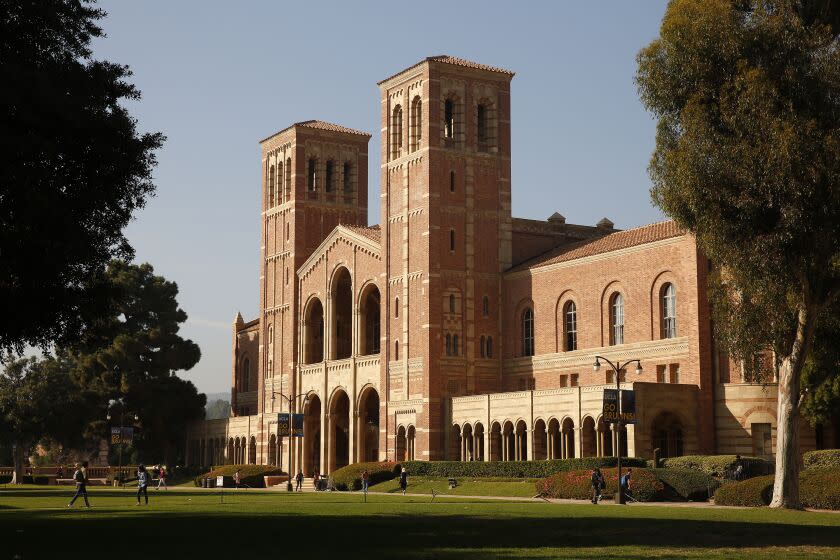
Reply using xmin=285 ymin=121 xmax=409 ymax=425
xmin=370 ymin=476 xmax=539 ymax=497
xmin=2 ymin=487 xmax=840 ymax=559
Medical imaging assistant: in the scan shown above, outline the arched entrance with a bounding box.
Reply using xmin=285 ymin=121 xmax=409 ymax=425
xmin=249 ymin=436 xmax=257 ymax=464
xmin=515 ymin=420 xmax=528 ymax=461
xmin=597 ymin=417 xmax=613 ymax=457
xmin=489 ymin=422 xmax=502 ymax=461
xmin=357 ymin=386 xmax=380 ymax=462
xmin=397 ymin=426 xmax=407 ymax=461
xmin=304 ymin=298 xmax=324 ymax=364
xmin=462 ymin=424 xmax=474 ymax=461
xmin=548 ymin=419 xmax=561 ymax=459
xmin=407 ymin=425 xmax=416 ymax=460
xmin=581 ymin=416 xmax=597 ymax=457
xmin=328 ymin=389 xmax=350 ymax=472
xmin=227 ymin=438 xmax=234 ymax=465
xmin=303 ymin=395 xmax=321 ymax=476
xmin=359 ymin=284 xmax=381 ymax=355
xmin=561 ymin=418 xmax=575 ymax=459
xmin=331 ymin=267 xmax=352 ymax=360
xmin=473 ymin=423 xmax=485 ymax=461
xmin=652 ymin=411 xmax=684 ymax=458
xmin=533 ymin=419 xmax=547 ymax=460
xmin=503 ymin=421 xmax=514 ymax=461
xmin=449 ymin=425 xmax=461 ymax=460
xmin=268 ymin=434 xmax=277 ymax=466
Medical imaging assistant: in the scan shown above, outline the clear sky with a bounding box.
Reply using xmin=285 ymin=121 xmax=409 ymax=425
xmin=91 ymin=0 xmax=670 ymax=395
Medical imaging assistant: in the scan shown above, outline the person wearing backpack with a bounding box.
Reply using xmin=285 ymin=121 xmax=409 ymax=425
xmin=136 ymin=464 xmax=150 ymax=506
xmin=591 ymin=468 xmax=605 ymax=504
xmin=66 ymin=463 xmax=91 ymax=508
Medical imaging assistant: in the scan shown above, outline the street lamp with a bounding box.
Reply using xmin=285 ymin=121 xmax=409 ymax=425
xmin=593 ymin=356 xmax=642 ymax=504
xmin=107 ymin=398 xmax=139 ymax=488
xmin=270 ymin=391 xmax=309 ymax=491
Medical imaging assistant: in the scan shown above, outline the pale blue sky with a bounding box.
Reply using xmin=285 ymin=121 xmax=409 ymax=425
xmin=91 ymin=0 xmax=669 ymax=394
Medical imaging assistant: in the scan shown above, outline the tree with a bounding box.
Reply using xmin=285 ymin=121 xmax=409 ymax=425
xmin=637 ymin=0 xmax=840 ymax=508
xmin=0 ymin=357 xmax=98 ymax=483
xmin=206 ymin=399 xmax=232 ymax=420
xmin=67 ymin=260 xmax=204 ymax=464
xmin=801 ymin=304 xmax=840 ymax=440
xmin=0 ymin=1 xmax=164 ymax=358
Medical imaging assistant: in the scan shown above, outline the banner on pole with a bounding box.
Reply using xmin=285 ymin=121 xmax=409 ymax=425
xmin=277 ymin=413 xmax=290 ymax=437
xmin=292 ymin=414 xmax=304 ymax=437
xmin=602 ymin=389 xmax=637 ymax=424
xmin=110 ymin=427 xmax=134 ymax=445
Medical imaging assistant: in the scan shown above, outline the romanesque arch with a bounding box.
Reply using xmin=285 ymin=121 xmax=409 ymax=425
xmin=515 ymin=420 xmax=528 ymax=461
xmin=357 ymin=386 xmax=380 ymax=462
xmin=358 ymin=283 xmax=381 ymax=355
xmin=489 ymin=422 xmax=502 ymax=461
xmin=581 ymin=416 xmax=597 ymax=457
xmin=330 ymin=267 xmax=352 ymax=360
xmin=304 ymin=297 xmax=324 ymax=364
xmin=533 ymin=419 xmax=547 ymax=460
xmin=407 ymin=425 xmax=416 ymax=460
xmin=651 ymin=411 xmax=684 ymax=458
xmin=303 ymin=394 xmax=321 ymax=476
xmin=397 ymin=425 xmax=407 ymax=462
xmin=503 ymin=421 xmax=515 ymax=461
xmin=248 ymin=436 xmax=257 ymax=465
xmin=473 ymin=423 xmax=485 ymax=461
xmin=328 ymin=388 xmax=350 ymax=472
xmin=547 ymin=418 xmax=561 ymax=460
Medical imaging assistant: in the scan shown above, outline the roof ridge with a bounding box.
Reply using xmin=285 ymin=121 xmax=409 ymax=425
xmin=260 ymin=119 xmax=371 ymax=144
xmin=378 ymin=55 xmax=515 ymax=85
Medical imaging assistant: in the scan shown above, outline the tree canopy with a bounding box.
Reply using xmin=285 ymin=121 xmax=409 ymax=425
xmin=0 ymin=0 xmax=163 ymax=357
xmin=637 ymin=0 xmax=840 ymax=508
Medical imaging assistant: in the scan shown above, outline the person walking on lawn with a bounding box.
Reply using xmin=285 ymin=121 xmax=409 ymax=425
xmin=591 ymin=467 xmax=605 ymax=504
xmin=156 ymin=465 xmax=167 ymax=490
xmin=361 ymin=470 xmax=370 ymax=494
xmin=399 ymin=467 xmax=408 ymax=495
xmin=295 ymin=470 xmax=303 ymax=492
xmin=136 ymin=464 xmax=150 ymax=506
xmin=66 ymin=463 xmax=90 ymax=508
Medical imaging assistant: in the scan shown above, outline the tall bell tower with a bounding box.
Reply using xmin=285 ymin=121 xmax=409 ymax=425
xmin=378 ymin=56 xmax=514 ymax=460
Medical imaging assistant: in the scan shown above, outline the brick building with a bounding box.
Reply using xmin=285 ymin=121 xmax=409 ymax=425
xmin=186 ymin=56 xmax=835 ymax=473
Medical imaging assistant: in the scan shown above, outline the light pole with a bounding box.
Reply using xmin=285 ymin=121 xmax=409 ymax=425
xmin=107 ymin=399 xmax=138 ymax=488
xmin=270 ymin=391 xmax=309 ymax=491
xmin=593 ymin=356 xmax=642 ymax=505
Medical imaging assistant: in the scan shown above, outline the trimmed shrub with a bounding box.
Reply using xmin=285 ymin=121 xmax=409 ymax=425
xmin=195 ymin=464 xmax=284 ymax=488
xmin=713 ymin=475 xmax=774 ymax=506
xmin=402 ymin=457 xmax=646 ymax=479
xmin=649 ymin=468 xmax=718 ymax=501
xmin=800 ymin=468 xmax=840 ymax=510
xmin=331 ymin=461 xmax=401 ymax=491
xmin=803 ymin=449 xmax=840 ymax=470
xmin=536 ymin=467 xmax=664 ymax=502
xmin=662 ymin=455 xmax=772 ymax=479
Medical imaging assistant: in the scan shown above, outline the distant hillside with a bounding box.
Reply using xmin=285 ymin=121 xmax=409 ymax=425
xmin=204 ymin=392 xmax=231 ymax=420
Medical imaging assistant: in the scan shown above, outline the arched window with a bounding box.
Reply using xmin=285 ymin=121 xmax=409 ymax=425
xmin=477 ymin=104 xmax=487 ymax=145
xmin=449 ymin=294 xmax=456 ymax=313
xmin=394 ymin=340 xmax=399 ymax=361
xmin=445 ymin=334 xmax=452 ymax=356
xmin=268 ymin=325 xmax=273 ymax=346
xmin=483 ymin=295 xmax=489 ymax=316
xmin=284 ymin=157 xmax=291 ymax=200
xmin=277 ymin=161 xmax=284 ymax=204
xmin=450 ymin=170 xmax=456 ymax=192
xmin=242 ymin=358 xmax=250 ymax=392
xmin=610 ymin=293 xmax=624 ymax=345
xmin=325 ymin=160 xmax=334 ymax=192
xmin=343 ymin=162 xmax=352 ymax=193
xmin=453 ymin=335 xmax=459 ymax=356
xmin=487 ymin=336 xmax=493 ymax=358
xmin=410 ymin=96 xmax=422 ymax=151
xmin=307 ymin=158 xmax=317 ymax=192
xmin=450 ymin=229 xmax=455 ymax=251
xmin=564 ymin=301 xmax=577 ymax=351
xmin=444 ymin=99 xmax=455 ymax=138
xmin=522 ymin=308 xmax=535 ymax=356
xmin=480 ymin=335 xmax=486 ymax=358
xmin=391 ymin=105 xmax=403 ymax=159
xmin=662 ymin=283 xmax=677 ymax=338
xmin=268 ymin=165 xmax=275 ymax=207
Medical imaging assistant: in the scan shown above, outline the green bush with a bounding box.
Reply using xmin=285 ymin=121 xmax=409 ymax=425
xmin=713 ymin=475 xmax=774 ymax=506
xmin=536 ymin=467 xmax=664 ymax=502
xmin=402 ymin=457 xmax=646 ymax=479
xmin=331 ymin=461 xmax=400 ymax=491
xmin=662 ymin=455 xmax=772 ymax=479
xmin=800 ymin=468 xmax=840 ymax=510
xmin=803 ymin=449 xmax=840 ymax=470
xmin=195 ymin=464 xmax=284 ymax=488
xmin=649 ymin=468 xmax=718 ymax=501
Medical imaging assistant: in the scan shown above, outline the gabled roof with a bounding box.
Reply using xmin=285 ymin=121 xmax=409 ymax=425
xmin=297 ymin=224 xmax=381 ymax=278
xmin=260 ymin=120 xmax=371 ymax=144
xmin=378 ymin=55 xmax=515 ymax=85
xmin=509 ymin=221 xmax=685 ymax=273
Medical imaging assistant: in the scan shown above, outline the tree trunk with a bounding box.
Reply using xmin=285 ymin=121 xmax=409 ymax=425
xmin=10 ymin=443 xmax=25 ymax=485
xmin=770 ymin=304 xmax=815 ymax=509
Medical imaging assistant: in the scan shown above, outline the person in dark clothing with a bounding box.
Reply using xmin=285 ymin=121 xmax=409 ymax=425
xmin=136 ymin=464 xmax=150 ymax=505
xmin=733 ymin=455 xmax=744 ymax=481
xmin=66 ymin=463 xmax=90 ymax=508
xmin=399 ymin=468 xmax=408 ymax=495
xmin=361 ymin=470 xmax=370 ymax=494
xmin=295 ymin=471 xmax=303 ymax=492
xmin=591 ymin=468 xmax=605 ymax=504
xmin=620 ymin=469 xmax=633 ymax=502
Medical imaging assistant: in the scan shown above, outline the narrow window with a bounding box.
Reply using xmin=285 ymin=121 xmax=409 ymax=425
xmin=570 ymin=373 xmax=579 ymax=387
xmin=449 ymin=294 xmax=455 ymax=313
xmin=394 ymin=340 xmax=399 ymax=361
xmin=522 ymin=307 xmax=535 ymax=357
xmin=610 ymin=293 xmax=624 ymax=345
xmin=277 ymin=161 xmax=284 ymax=204
xmin=445 ymin=334 xmax=452 ymax=356
xmin=285 ymin=222 xmax=289 ymax=241
xmin=391 ymin=105 xmax=403 ymax=159
xmin=450 ymin=229 xmax=455 ymax=251
xmin=285 ymin=267 xmax=288 ymax=285
xmin=450 ymin=170 xmax=456 ymax=192
xmin=307 ymin=158 xmax=316 ymax=192
xmin=564 ymin=301 xmax=577 ymax=351
xmin=444 ymin=99 xmax=454 ymax=138
xmin=559 ymin=374 xmax=568 ymax=388
xmin=325 ymin=160 xmax=334 ymax=192
xmin=486 ymin=336 xmax=493 ymax=358
xmin=669 ymin=364 xmax=680 ymax=384
xmin=482 ymin=295 xmax=489 ymax=316
xmin=268 ymin=165 xmax=275 ymax=207
xmin=285 ymin=157 xmax=291 ymax=200
xmin=662 ymin=283 xmax=677 ymax=338
xmin=343 ymin=162 xmax=352 ymax=193
xmin=477 ymin=104 xmax=487 ymax=146
xmin=395 ymin=297 xmax=399 ymax=318
xmin=453 ymin=335 xmax=459 ymax=356
xmin=480 ymin=335 xmax=486 ymax=358
xmin=410 ymin=96 xmax=422 ymax=151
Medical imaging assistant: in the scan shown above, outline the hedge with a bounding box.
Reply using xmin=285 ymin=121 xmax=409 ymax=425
xmin=661 ymin=455 xmax=772 ymax=479
xmin=195 ymin=464 xmax=284 ymax=488
xmin=401 ymin=457 xmax=646 ymax=479
xmin=536 ymin=467 xmax=664 ymax=502
xmin=649 ymin=468 xmax=718 ymax=501
xmin=331 ymin=461 xmax=400 ymax=491
xmin=713 ymin=475 xmax=775 ymax=506
xmin=803 ymin=449 xmax=840 ymax=470
xmin=800 ymin=468 xmax=840 ymax=510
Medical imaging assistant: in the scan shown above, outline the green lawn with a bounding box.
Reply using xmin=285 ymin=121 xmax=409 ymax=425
xmin=370 ymin=476 xmax=539 ymax=497
xmin=2 ymin=487 xmax=840 ymax=559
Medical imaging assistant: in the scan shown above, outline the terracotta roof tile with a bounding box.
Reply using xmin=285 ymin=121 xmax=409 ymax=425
xmin=344 ymin=224 xmax=381 ymax=244
xmin=509 ymin=221 xmax=685 ymax=273
xmin=260 ymin=120 xmax=370 ymax=143
xmin=378 ymin=55 xmax=515 ymax=85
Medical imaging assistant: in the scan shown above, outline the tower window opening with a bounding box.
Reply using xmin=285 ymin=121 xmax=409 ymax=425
xmin=450 ymin=229 xmax=455 ymax=251
xmin=325 ymin=160 xmax=334 ymax=193
xmin=307 ymin=158 xmax=317 ymax=192
xmin=477 ymin=104 xmax=487 ymax=146
xmin=450 ymin=171 xmax=456 ymax=193
xmin=444 ymin=99 xmax=455 ymax=139
xmin=391 ymin=104 xmax=403 ymax=159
